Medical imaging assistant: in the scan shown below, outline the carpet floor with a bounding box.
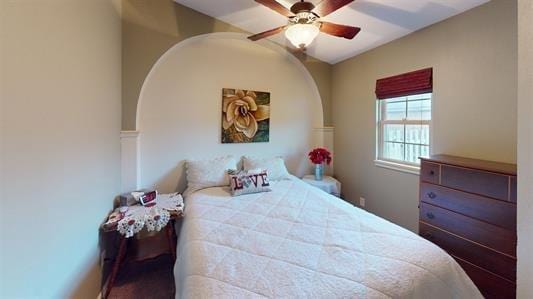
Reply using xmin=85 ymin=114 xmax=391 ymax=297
xmin=108 ymin=254 xmax=175 ymax=299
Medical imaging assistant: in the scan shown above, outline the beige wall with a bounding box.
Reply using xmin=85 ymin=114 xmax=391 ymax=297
xmin=0 ymin=0 xmax=525 ymax=296
xmin=331 ymin=0 xmax=517 ymax=231
xmin=137 ymin=33 xmax=323 ymax=193
xmin=518 ymin=0 xmax=533 ymax=297
xmin=0 ymin=0 xmax=121 ymax=297
xmin=122 ymin=0 xmax=332 ymax=130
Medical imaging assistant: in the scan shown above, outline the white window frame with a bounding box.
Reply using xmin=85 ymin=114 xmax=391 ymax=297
xmin=375 ymin=93 xmax=432 ymax=175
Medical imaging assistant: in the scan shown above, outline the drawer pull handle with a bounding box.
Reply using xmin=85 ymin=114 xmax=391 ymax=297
xmin=423 ymin=232 xmax=433 ymax=239
xmin=426 ymin=212 xmax=435 ymax=219
xmin=429 ymin=170 xmax=435 ymax=175
xmin=427 ymin=192 xmax=437 ymax=199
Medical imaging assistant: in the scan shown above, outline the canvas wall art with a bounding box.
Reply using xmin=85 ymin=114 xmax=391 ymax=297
xmin=222 ymin=88 xmax=270 ymax=143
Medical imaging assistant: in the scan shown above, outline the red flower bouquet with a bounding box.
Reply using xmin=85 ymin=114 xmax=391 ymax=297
xmin=308 ymin=147 xmax=332 ymax=165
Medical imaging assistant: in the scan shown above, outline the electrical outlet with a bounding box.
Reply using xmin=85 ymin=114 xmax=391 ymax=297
xmin=359 ymin=197 xmax=366 ymax=207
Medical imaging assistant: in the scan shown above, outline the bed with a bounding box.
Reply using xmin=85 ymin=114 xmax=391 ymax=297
xmin=173 ymin=176 xmax=482 ymax=298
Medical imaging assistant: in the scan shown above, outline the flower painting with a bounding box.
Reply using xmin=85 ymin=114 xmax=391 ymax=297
xmin=222 ymin=88 xmax=270 ymax=143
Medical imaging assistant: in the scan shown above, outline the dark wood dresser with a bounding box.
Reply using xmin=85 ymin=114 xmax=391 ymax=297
xmin=418 ymin=154 xmax=517 ymax=299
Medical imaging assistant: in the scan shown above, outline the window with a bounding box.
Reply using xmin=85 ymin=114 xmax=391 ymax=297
xmin=376 ymin=93 xmax=432 ymax=167
xmin=374 ymin=67 xmax=433 ymax=173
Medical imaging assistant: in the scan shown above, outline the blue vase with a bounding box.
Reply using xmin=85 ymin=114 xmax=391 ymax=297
xmin=314 ymin=163 xmax=324 ymax=181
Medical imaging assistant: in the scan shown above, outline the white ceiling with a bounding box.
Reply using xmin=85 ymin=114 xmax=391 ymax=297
xmin=174 ymin=0 xmax=489 ymax=64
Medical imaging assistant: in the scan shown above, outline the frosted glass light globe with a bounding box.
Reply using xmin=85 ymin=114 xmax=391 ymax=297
xmin=285 ymin=23 xmax=319 ymax=49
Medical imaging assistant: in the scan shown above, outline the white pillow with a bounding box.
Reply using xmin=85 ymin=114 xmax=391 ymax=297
xmin=185 ymin=156 xmax=238 ymax=192
xmin=243 ymin=156 xmax=290 ymax=181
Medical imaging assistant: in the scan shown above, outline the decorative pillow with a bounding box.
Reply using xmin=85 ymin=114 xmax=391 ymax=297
xmin=243 ymin=156 xmax=290 ymax=181
xmin=228 ymin=169 xmax=271 ymax=196
xmin=185 ymin=156 xmax=238 ymax=193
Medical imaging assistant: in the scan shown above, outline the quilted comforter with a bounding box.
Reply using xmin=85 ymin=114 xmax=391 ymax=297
xmin=174 ymin=177 xmax=482 ymax=298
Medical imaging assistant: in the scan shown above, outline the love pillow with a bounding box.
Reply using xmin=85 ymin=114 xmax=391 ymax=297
xmin=228 ymin=169 xmax=272 ymax=196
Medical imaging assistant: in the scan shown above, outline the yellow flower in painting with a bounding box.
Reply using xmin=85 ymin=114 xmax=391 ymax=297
xmin=223 ymin=89 xmax=269 ymax=138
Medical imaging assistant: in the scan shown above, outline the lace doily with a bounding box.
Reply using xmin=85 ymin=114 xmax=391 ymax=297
xmin=117 ymin=216 xmax=145 ymax=238
xmin=116 ymin=193 xmax=183 ymax=238
xmin=145 ymin=207 xmax=170 ymax=232
xmin=154 ymin=192 xmax=183 ymax=211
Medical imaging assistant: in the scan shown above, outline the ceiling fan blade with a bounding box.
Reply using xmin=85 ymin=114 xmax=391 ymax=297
xmin=313 ymin=0 xmax=355 ymax=17
xmin=248 ymin=26 xmax=287 ymax=41
xmin=320 ymin=21 xmax=360 ymax=39
xmin=255 ymin=0 xmax=293 ymax=17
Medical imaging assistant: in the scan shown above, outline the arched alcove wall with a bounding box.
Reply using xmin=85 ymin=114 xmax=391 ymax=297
xmin=135 ymin=33 xmax=325 ymax=192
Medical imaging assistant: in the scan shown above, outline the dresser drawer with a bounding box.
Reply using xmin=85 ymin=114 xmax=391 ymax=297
xmin=454 ymin=256 xmax=515 ymax=299
xmin=419 ymin=222 xmax=516 ymax=281
xmin=419 ymin=203 xmax=516 ymax=256
xmin=420 ymin=161 xmax=440 ymax=184
xmin=420 ymin=183 xmax=516 ymax=231
xmin=440 ymin=165 xmax=510 ymax=201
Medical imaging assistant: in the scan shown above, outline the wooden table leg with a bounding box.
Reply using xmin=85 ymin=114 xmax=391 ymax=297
xmin=166 ymin=220 xmax=176 ymax=261
xmin=103 ymin=236 xmax=127 ymax=299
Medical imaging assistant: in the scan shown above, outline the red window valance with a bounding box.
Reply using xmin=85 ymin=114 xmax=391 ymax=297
xmin=375 ymin=68 xmax=433 ymax=99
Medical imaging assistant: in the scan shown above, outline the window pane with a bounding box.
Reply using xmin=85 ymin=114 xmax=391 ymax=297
xmin=386 ymin=96 xmax=406 ymax=103
xmin=407 ymin=93 xmax=431 ymax=101
xmin=377 ymin=93 xmax=431 ymax=166
xmin=383 ymin=142 xmax=404 ymax=161
xmin=405 ymin=124 xmax=430 ymax=145
xmin=405 ymin=144 xmax=429 ymax=164
xmin=407 ymin=99 xmax=431 ymax=120
xmin=384 ymin=100 xmax=406 ymax=120
xmin=420 ymin=145 xmax=430 ymax=158
xmin=384 ymin=124 xmax=404 ymax=142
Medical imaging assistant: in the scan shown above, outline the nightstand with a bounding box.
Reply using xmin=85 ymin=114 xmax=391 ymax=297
xmin=302 ymin=175 xmax=341 ymax=197
xmin=100 ymin=208 xmax=184 ymax=299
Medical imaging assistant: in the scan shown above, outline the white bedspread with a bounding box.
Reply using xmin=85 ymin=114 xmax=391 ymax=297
xmin=174 ymin=177 xmax=481 ymax=298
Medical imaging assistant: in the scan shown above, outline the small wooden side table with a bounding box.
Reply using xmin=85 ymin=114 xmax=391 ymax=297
xmin=100 ymin=209 xmax=184 ymax=299
xmin=302 ymin=175 xmax=341 ymax=197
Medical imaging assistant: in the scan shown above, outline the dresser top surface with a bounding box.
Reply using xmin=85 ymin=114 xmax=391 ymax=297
xmin=420 ymin=154 xmax=517 ymax=176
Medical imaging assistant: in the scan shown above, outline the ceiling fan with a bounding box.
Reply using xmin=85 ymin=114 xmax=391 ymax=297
xmin=248 ymin=0 xmax=360 ymax=50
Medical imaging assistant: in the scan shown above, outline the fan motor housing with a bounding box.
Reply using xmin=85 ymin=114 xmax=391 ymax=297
xmin=290 ymin=1 xmax=315 ymax=14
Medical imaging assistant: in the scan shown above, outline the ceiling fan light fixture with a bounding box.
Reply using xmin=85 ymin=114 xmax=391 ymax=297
xmin=249 ymin=0 xmax=360 ymax=46
xmin=285 ymin=23 xmax=319 ymax=49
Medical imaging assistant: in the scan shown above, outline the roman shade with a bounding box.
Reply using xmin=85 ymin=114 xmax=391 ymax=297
xmin=375 ymin=68 xmax=433 ymax=99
